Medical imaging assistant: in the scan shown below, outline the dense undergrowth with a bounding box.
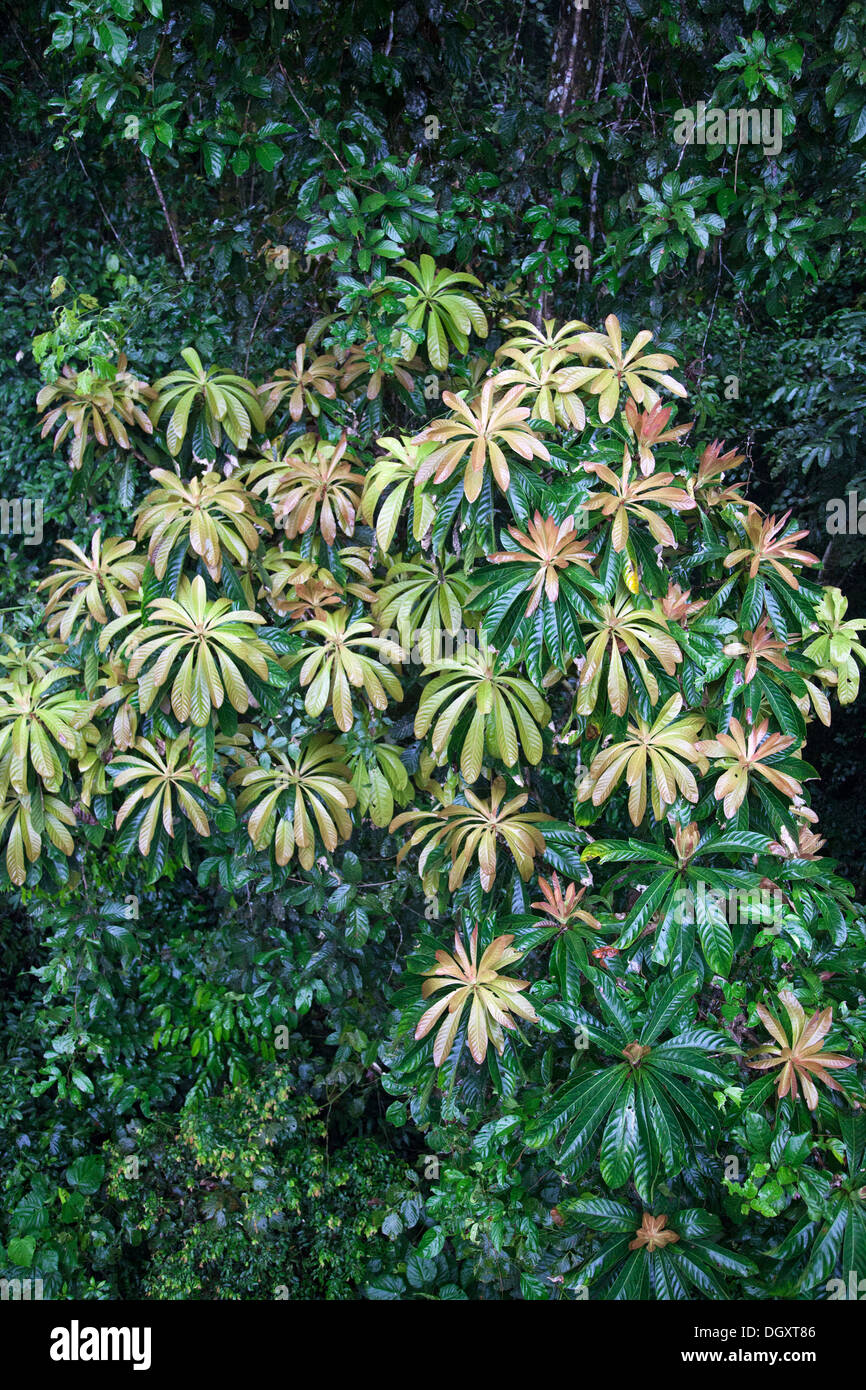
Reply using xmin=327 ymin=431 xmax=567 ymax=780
xmin=1 ymin=0 xmax=866 ymax=1301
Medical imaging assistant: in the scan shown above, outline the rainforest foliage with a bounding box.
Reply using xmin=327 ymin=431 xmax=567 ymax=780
xmin=1 ymin=0 xmax=866 ymax=1301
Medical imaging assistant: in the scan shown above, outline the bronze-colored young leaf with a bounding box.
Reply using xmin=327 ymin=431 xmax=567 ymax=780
xmin=36 ymin=354 xmax=155 ymax=468
xmin=489 ymin=511 xmax=595 ymax=616
xmin=414 ymin=644 xmax=549 ymax=782
xmin=747 ymin=989 xmax=854 ymax=1110
xmin=723 ymin=616 xmax=791 ymax=686
xmin=110 ymin=730 xmax=224 ymax=853
xmin=38 ymin=530 xmax=145 ymax=643
xmin=413 ymin=381 xmax=549 ymax=504
xmin=532 ymin=872 xmax=601 ymax=936
xmin=119 ymin=575 xmax=273 ymax=727
xmin=695 ymin=717 xmax=801 ymax=818
xmin=688 ymin=438 xmax=753 ymax=512
xmin=339 ymin=340 xmax=423 ymax=399
xmin=576 ymin=693 xmax=706 ymax=826
xmin=134 ymin=468 xmax=266 ymax=582
xmin=623 ymin=398 xmax=693 ymax=476
xmin=582 ymin=447 xmax=695 ymax=552
xmin=291 ymin=609 xmax=404 ymax=732
xmin=723 ymin=510 xmax=819 ymax=590
xmin=628 ymin=1213 xmax=680 ymax=1252
xmin=245 ymin=433 xmax=364 ymax=546
xmin=257 ymin=545 xmax=376 ymax=618
xmin=390 ymin=775 xmax=549 ymax=892
xmin=415 ymin=926 xmax=538 ymax=1065
xmin=230 ymin=733 xmax=356 ymax=867
xmin=258 ymin=343 xmax=338 ymax=422
xmin=149 ymin=347 xmax=266 ymax=455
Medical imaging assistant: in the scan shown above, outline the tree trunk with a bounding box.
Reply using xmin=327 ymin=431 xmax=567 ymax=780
xmin=547 ymin=0 xmax=607 ymax=119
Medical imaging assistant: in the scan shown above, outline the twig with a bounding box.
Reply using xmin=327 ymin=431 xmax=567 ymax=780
xmin=71 ymin=139 xmax=132 ymax=258
xmin=244 ymin=289 xmax=273 ymax=377
xmin=624 ymin=17 xmax=656 ymax=137
xmin=280 ymin=69 xmax=347 ymax=174
xmin=699 ymin=242 xmax=726 ymax=368
xmin=819 ymin=536 xmax=835 ymax=581
xmin=509 ymin=0 xmax=527 ymax=68
xmin=142 ymin=152 xmax=188 ymax=275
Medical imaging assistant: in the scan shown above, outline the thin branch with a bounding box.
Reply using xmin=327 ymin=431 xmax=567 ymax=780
xmin=281 ymin=69 xmax=347 ymax=173
xmin=142 ymin=152 xmax=188 ymax=275
xmin=244 ymin=288 xmax=273 ymax=378
xmin=509 ymin=0 xmax=528 ymax=68
xmin=819 ymin=536 xmax=836 ymax=581
xmin=71 ymin=139 xmax=132 ymax=258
